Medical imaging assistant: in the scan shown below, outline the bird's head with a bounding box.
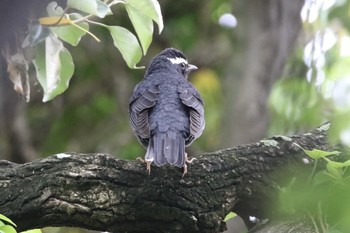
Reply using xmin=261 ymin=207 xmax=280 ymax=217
xmin=146 ymin=48 xmax=198 ymax=79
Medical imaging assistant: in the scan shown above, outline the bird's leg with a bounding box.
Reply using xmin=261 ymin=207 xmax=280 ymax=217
xmin=146 ymin=160 xmax=152 ymax=175
xmin=185 ymin=152 xmax=197 ymax=164
xmin=182 ymin=152 xmax=197 ymax=177
xmin=136 ymin=157 xmax=152 ymax=175
xmin=136 ymin=157 xmax=144 ymax=162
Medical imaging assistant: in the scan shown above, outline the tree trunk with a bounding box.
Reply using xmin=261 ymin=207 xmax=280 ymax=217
xmin=0 ymin=124 xmax=334 ymax=233
xmin=221 ymin=0 xmax=305 ymax=147
xmin=0 ymin=57 xmax=37 ymax=162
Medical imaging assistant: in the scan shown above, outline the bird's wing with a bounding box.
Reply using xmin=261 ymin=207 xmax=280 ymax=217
xmin=178 ymin=85 xmax=205 ymax=145
xmin=129 ymin=84 xmax=159 ymax=147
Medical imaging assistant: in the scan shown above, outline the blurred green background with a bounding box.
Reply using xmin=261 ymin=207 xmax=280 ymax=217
xmin=2 ymin=0 xmax=348 ymax=161
xmin=2 ymin=0 xmax=350 ymax=232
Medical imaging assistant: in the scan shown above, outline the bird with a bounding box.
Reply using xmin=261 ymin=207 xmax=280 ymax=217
xmin=129 ymin=48 xmax=205 ymax=175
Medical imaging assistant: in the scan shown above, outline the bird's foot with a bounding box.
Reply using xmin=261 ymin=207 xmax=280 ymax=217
xmin=136 ymin=157 xmax=152 ymax=175
xmin=136 ymin=157 xmax=145 ymax=163
xmin=182 ymin=153 xmax=197 ymax=177
xmin=146 ymin=160 xmax=152 ymax=175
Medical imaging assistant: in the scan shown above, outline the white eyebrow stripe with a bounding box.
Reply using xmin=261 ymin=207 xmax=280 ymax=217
xmin=167 ymin=57 xmax=188 ymax=65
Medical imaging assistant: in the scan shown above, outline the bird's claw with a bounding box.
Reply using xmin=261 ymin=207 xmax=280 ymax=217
xmin=146 ymin=160 xmax=152 ymax=175
xmin=136 ymin=157 xmax=145 ymax=163
xmin=137 ymin=157 xmax=152 ymax=175
xmin=182 ymin=153 xmax=197 ymax=177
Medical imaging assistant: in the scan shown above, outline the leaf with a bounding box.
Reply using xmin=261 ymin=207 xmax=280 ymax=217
xmin=50 ymin=14 xmax=89 ymax=46
xmin=303 ymin=148 xmax=340 ymax=160
xmin=326 ymin=161 xmax=342 ymax=179
xmin=312 ymin=171 xmax=334 ymax=187
xmin=21 ymin=229 xmax=42 ymax=233
xmin=67 ymin=0 xmax=112 ymax=18
xmin=0 ymin=225 xmax=17 ymax=233
xmin=223 ymin=212 xmax=237 ymax=222
xmin=324 ymin=158 xmax=347 ymax=179
xmin=107 ymin=26 xmax=143 ymax=69
xmin=124 ymin=0 xmax=163 ymax=33
xmin=46 ymin=2 xmax=89 ymax=46
xmin=341 ymin=159 xmax=350 ymax=167
xmin=39 ymin=16 xmax=71 ymax=26
xmin=325 ymin=158 xmax=350 ymax=168
xmin=33 ymin=34 xmax=74 ymax=102
xmin=46 ymin=1 xmax=65 ymax=17
xmin=0 ymin=214 xmax=16 ymax=227
xmin=125 ymin=4 xmax=153 ymax=54
xmin=42 ymin=34 xmax=63 ymax=95
xmin=21 ymin=23 xmax=51 ymax=48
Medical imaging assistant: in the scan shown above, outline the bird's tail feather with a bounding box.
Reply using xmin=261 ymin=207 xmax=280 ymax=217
xmin=153 ymin=132 xmax=185 ymax=167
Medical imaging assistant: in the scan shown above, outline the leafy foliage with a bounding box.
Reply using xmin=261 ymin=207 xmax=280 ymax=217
xmin=278 ymin=147 xmax=350 ymax=233
xmin=268 ymin=77 xmax=325 ymax=135
xmin=268 ymin=1 xmax=350 ymax=148
xmin=107 ymin=26 xmax=143 ymax=69
xmin=32 ymin=34 xmax=74 ymax=102
xmin=0 ymin=214 xmax=17 ymax=228
xmin=223 ymin=212 xmax=237 ymax=222
xmin=0 ymin=214 xmax=41 ymax=233
xmin=18 ymin=0 xmax=163 ymax=102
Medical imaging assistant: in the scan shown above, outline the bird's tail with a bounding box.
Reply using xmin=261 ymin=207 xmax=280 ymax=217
xmin=146 ymin=131 xmax=185 ymax=168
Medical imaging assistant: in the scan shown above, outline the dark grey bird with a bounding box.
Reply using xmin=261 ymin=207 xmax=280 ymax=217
xmin=129 ymin=48 xmax=205 ymax=175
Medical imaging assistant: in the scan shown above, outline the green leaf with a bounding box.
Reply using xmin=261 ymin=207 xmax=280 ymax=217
xmin=125 ymin=4 xmax=153 ymax=54
xmin=303 ymin=148 xmax=340 ymax=160
xmin=124 ymin=0 xmax=163 ymax=33
xmin=223 ymin=212 xmax=237 ymax=222
xmin=107 ymin=26 xmax=143 ymax=69
xmin=325 ymin=158 xmax=350 ymax=168
xmin=50 ymin=13 xmax=89 ymax=46
xmin=0 ymin=214 xmax=16 ymax=227
xmin=312 ymin=171 xmax=334 ymax=187
xmin=67 ymin=0 xmax=112 ymax=18
xmin=341 ymin=159 xmax=350 ymax=167
xmin=324 ymin=158 xmax=348 ymax=179
xmin=326 ymin=161 xmax=342 ymax=179
xmin=21 ymin=229 xmax=42 ymax=233
xmin=21 ymin=23 xmax=50 ymax=48
xmin=46 ymin=1 xmax=64 ymax=16
xmin=46 ymin=2 xmax=89 ymax=46
xmin=33 ymin=35 xmax=74 ymax=102
xmin=0 ymin=225 xmax=17 ymax=233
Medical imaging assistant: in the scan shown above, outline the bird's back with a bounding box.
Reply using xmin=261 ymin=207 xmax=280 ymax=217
xmin=147 ymin=72 xmax=191 ymax=167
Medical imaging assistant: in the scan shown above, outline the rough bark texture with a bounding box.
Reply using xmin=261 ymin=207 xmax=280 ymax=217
xmin=0 ymin=124 xmax=334 ymax=233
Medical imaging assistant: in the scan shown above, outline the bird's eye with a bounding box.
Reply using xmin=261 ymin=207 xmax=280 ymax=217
xmin=180 ymin=62 xmax=186 ymax=68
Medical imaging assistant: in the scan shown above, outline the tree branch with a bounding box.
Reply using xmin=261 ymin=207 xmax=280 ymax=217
xmin=0 ymin=124 xmax=334 ymax=232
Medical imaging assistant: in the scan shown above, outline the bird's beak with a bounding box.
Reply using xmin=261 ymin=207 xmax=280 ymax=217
xmin=185 ymin=64 xmax=198 ymax=74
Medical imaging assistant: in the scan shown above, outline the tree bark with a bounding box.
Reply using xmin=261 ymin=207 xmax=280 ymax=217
xmin=0 ymin=124 xmax=334 ymax=233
